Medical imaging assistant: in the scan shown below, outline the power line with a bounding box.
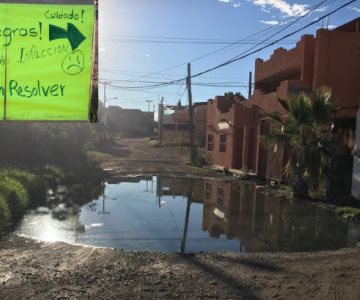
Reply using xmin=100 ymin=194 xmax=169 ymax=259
xmin=101 ymin=34 xmax=294 ymax=41
xmin=178 ymin=86 xmax=187 ymax=103
xmin=231 ymin=0 xmax=332 ymax=58
xmin=101 ymin=69 xmax=250 ymax=81
xmin=109 ymin=0 xmax=332 ymax=83
xmin=102 ymin=0 xmax=352 ymax=90
xmin=100 ymin=78 xmax=252 ymax=85
xmin=100 ymin=38 xmax=298 ymax=45
xmin=191 ymin=0 xmax=357 ymax=79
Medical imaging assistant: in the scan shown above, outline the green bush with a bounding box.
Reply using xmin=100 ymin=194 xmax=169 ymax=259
xmin=0 ymin=168 xmax=48 ymax=208
xmin=41 ymin=164 xmax=65 ymax=189
xmin=0 ymin=195 xmax=11 ymax=234
xmin=0 ymin=177 xmax=29 ymax=223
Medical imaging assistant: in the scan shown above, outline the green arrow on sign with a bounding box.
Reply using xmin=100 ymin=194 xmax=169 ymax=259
xmin=49 ymin=23 xmax=86 ymax=51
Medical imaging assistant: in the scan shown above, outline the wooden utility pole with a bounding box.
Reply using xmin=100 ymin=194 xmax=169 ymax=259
xmin=103 ymin=81 xmax=108 ymax=141
xmin=180 ymin=181 xmax=193 ymax=254
xmin=159 ymin=97 xmax=164 ymax=145
xmin=248 ymin=71 xmax=252 ymax=100
xmin=187 ymin=63 xmax=196 ymax=165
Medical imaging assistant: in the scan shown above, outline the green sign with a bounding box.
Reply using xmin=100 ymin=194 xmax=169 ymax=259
xmin=0 ymin=2 xmax=95 ymax=121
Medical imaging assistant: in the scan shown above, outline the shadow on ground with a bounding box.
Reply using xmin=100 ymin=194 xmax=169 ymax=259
xmin=178 ymin=253 xmax=264 ymax=299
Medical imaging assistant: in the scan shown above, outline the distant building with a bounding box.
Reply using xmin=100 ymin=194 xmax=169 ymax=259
xmin=159 ymin=102 xmax=207 ymax=146
xmin=106 ymin=106 xmax=154 ymax=137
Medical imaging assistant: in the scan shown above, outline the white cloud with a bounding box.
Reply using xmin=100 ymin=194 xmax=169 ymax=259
xmin=348 ymin=6 xmax=360 ymax=13
xmin=137 ymin=53 xmax=151 ymax=57
xmin=251 ymin=0 xmax=308 ymax=17
xmin=219 ymin=0 xmax=241 ymax=9
xmin=259 ymin=20 xmax=279 ymax=25
xmin=328 ymin=25 xmax=336 ymax=30
xmin=313 ymin=6 xmax=327 ymax=13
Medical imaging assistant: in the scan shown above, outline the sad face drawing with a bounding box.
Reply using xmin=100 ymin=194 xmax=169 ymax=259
xmin=62 ymin=50 xmax=84 ymax=75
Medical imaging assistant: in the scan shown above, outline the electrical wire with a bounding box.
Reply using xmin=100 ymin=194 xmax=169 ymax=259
xmin=192 ymin=0 xmax=357 ymax=79
xmin=100 ymin=38 xmax=298 ymax=45
xmin=101 ymin=0 xmax=356 ymax=91
xmin=106 ymin=0 xmax=333 ymax=83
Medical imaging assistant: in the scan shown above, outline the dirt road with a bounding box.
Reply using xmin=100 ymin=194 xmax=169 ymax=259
xmin=96 ymin=138 xmax=214 ymax=177
xmin=1 ymin=138 xmax=360 ymax=299
xmin=0 ymin=236 xmax=359 ymax=299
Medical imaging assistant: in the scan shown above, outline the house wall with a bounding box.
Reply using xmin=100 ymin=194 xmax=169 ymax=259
xmin=160 ymin=104 xmax=207 ymax=145
xmin=233 ymin=102 xmax=261 ymax=172
xmin=313 ymin=28 xmax=360 ymax=118
xmin=206 ymin=97 xmax=273 ymax=174
xmin=255 ymin=35 xmax=315 ymax=93
xmin=205 ymin=97 xmax=237 ymax=168
xmin=194 ymin=104 xmax=207 ymax=146
xmin=266 ymin=142 xmax=286 ymax=182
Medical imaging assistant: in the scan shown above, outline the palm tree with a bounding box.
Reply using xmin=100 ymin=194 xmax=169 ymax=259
xmin=261 ymin=89 xmax=335 ymax=198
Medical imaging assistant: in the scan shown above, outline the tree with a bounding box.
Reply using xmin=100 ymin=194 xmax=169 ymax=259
xmin=261 ymin=89 xmax=335 ymax=198
xmin=224 ymin=92 xmax=242 ymax=101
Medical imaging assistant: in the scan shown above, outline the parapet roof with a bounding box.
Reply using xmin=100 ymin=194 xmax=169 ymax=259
xmin=333 ymin=17 xmax=360 ymax=32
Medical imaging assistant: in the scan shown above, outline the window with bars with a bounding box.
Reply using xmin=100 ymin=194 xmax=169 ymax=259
xmin=219 ymin=134 xmax=226 ymax=152
xmin=207 ymin=134 xmax=214 ymax=151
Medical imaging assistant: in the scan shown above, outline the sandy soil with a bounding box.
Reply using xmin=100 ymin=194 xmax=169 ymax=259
xmin=0 ymin=236 xmax=359 ymax=299
xmin=1 ymin=138 xmax=360 ymax=299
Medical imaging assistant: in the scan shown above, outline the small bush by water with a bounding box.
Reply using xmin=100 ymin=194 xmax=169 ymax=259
xmin=0 ymin=195 xmax=11 ymax=233
xmin=0 ymin=167 xmax=55 ymax=236
xmin=0 ymin=168 xmax=48 ymax=208
xmin=0 ymin=176 xmax=29 ymax=224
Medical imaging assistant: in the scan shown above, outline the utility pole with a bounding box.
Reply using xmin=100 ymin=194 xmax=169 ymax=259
xmin=187 ymin=63 xmax=196 ymax=165
xmin=248 ymin=71 xmax=252 ymax=100
xmin=180 ymin=182 xmax=193 ymax=254
xmin=98 ymin=193 xmax=110 ymax=216
xmin=103 ymin=81 xmax=109 ymax=141
xmin=159 ymin=97 xmax=164 ymax=145
xmin=146 ymin=100 xmax=153 ymax=112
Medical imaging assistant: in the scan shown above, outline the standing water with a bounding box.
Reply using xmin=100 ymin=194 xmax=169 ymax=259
xmin=16 ymin=176 xmax=360 ymax=253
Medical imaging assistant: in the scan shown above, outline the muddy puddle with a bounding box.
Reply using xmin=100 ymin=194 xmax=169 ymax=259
xmin=15 ymin=176 xmax=360 ymax=253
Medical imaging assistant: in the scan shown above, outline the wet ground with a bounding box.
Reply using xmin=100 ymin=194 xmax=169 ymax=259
xmin=16 ymin=176 xmax=360 ymax=253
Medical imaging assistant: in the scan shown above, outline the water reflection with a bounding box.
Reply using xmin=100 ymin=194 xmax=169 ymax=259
xmin=16 ymin=177 xmax=360 ymax=253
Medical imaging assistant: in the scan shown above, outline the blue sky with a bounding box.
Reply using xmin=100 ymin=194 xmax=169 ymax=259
xmin=99 ymin=0 xmax=360 ymax=115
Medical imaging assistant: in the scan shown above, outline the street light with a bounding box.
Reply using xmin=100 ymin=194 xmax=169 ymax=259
xmin=145 ymin=100 xmax=153 ymax=112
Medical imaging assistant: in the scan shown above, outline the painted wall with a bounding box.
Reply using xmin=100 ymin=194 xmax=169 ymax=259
xmin=313 ymin=28 xmax=360 ymax=118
